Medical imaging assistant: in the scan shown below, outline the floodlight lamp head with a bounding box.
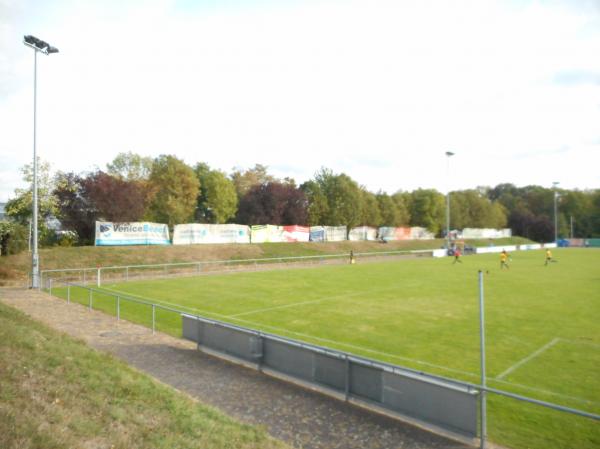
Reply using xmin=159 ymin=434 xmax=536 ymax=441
xmin=445 ymin=151 xmax=455 ymax=157
xmin=23 ymin=35 xmax=59 ymax=54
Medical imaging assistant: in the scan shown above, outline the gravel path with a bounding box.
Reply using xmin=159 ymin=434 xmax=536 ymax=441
xmin=0 ymin=288 xmax=471 ymax=449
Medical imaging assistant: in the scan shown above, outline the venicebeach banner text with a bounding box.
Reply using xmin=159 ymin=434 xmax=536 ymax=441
xmin=95 ymin=221 xmax=170 ymax=246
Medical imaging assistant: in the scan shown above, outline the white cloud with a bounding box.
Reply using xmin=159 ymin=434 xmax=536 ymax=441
xmin=1 ymin=0 xmax=599 ymax=202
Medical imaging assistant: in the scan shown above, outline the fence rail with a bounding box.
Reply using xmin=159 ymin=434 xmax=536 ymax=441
xmin=43 ymin=278 xmax=600 ymax=448
xmin=40 ymin=249 xmax=434 ymax=289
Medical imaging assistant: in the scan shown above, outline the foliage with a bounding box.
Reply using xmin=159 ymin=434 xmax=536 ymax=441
xmin=194 ymin=163 xmax=238 ymax=224
xmin=0 ymin=221 xmax=28 ymax=256
xmin=5 ymin=159 xmax=57 ymax=224
xmin=360 ymin=189 xmax=381 ymax=226
xmin=83 ymin=171 xmax=148 ymax=222
xmin=53 ymin=172 xmax=97 ymax=243
xmin=407 ymin=189 xmax=445 ymax=234
xmin=231 ymin=164 xmax=276 ymax=199
xmin=146 ymin=155 xmax=200 ymax=227
xmin=106 ymin=151 xmax=153 ymax=181
xmin=306 ymin=168 xmax=363 ymax=228
xmin=236 ymin=182 xmax=307 ymax=225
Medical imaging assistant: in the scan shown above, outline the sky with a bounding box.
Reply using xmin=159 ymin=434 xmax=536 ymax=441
xmin=1 ymin=0 xmax=600 ymax=202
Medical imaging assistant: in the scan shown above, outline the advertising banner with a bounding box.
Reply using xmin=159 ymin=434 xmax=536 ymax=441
xmin=410 ymin=227 xmax=435 ymax=240
xmin=348 ymin=226 xmax=378 ymax=241
xmin=95 ymin=221 xmax=170 ymax=246
xmin=173 ymin=224 xmax=250 ymax=245
xmin=461 ymin=228 xmax=512 ymax=239
xmin=250 ymin=225 xmax=285 ymax=243
xmin=378 ymin=227 xmax=412 ymax=241
xmin=325 ymin=226 xmax=347 ymax=242
xmin=310 ymin=226 xmax=325 ymax=242
xmin=282 ymin=225 xmax=310 ymax=242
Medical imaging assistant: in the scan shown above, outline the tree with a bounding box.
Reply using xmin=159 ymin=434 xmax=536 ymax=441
xmin=5 ymin=159 xmax=57 ymax=225
xmin=360 ymin=189 xmax=381 ymax=226
xmin=391 ymin=192 xmax=411 ymax=225
xmin=236 ymin=182 xmax=307 ymax=225
xmin=300 ymin=180 xmax=329 ymax=226
xmin=377 ymin=192 xmax=404 ymax=226
xmin=307 ymin=168 xmax=363 ymax=228
xmin=82 ymin=171 xmax=148 ymax=222
xmin=53 ymin=172 xmax=96 ymax=243
xmin=230 ymin=164 xmax=276 ymax=199
xmin=106 ymin=151 xmax=153 ymax=181
xmin=194 ymin=163 xmax=238 ymax=224
xmin=146 ymin=155 xmax=199 ymax=227
xmin=408 ymin=189 xmax=445 ymax=235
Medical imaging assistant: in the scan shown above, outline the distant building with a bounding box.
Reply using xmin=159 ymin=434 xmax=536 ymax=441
xmin=0 ymin=202 xmax=6 ymax=220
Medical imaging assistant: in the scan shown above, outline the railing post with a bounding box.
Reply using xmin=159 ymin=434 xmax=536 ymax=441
xmin=83 ymin=270 xmax=86 ymax=286
xmin=479 ymin=270 xmax=487 ymax=449
xmin=125 ymin=266 xmax=129 ymax=282
xmin=67 ymin=284 xmax=70 ymax=304
xmin=97 ymin=268 xmax=101 ymax=287
xmin=197 ymin=263 xmax=201 ymax=274
xmin=152 ymin=304 xmax=156 ymax=334
xmin=88 ymin=289 xmax=92 ymax=311
xmin=345 ymin=355 xmax=351 ymax=401
xmin=49 ymin=278 xmax=52 ymax=296
xmin=117 ymin=296 xmax=120 ymax=321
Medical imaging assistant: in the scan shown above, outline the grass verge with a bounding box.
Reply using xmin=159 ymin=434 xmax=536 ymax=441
xmin=0 ymin=300 xmax=288 ymax=449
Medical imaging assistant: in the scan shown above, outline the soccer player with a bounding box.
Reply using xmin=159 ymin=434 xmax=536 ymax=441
xmin=349 ymin=250 xmax=356 ymax=264
xmin=545 ymin=249 xmax=556 ymax=266
xmin=500 ymin=250 xmax=510 ymax=269
xmin=453 ymin=248 xmax=462 ymax=264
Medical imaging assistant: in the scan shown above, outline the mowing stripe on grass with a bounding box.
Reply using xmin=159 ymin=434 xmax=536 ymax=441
xmin=496 ymin=338 xmax=560 ymax=380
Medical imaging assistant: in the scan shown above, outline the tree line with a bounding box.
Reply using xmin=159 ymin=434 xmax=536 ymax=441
xmin=2 ymin=152 xmax=599 ymax=252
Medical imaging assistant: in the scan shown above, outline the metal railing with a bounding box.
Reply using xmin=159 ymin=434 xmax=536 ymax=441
xmin=43 ymin=278 xmax=600 ymax=448
xmin=40 ymin=249 xmax=434 ymax=289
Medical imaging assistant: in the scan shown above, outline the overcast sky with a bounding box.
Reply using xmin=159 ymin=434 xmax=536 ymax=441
xmin=1 ymin=0 xmax=599 ymax=202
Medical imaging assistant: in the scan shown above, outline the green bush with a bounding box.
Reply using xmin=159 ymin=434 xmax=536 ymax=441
xmin=0 ymin=221 xmax=29 ymax=256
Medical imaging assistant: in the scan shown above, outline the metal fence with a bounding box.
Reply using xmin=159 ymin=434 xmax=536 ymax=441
xmin=39 ymin=249 xmax=434 ymax=289
xmin=43 ymin=278 xmax=600 ymax=449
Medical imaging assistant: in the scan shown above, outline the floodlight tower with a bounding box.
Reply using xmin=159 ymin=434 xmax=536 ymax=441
xmin=552 ymin=181 xmax=560 ymax=243
xmin=23 ymin=35 xmax=59 ymax=289
xmin=445 ymin=151 xmax=455 ymax=249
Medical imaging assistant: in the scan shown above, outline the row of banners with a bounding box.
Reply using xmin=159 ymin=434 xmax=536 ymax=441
xmin=94 ymin=221 xmax=508 ymax=246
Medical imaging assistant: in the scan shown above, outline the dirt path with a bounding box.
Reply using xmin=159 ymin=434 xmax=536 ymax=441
xmin=0 ymin=288 xmax=470 ymax=449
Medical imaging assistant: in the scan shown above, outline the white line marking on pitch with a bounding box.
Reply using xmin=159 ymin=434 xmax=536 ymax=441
xmin=228 ymin=290 xmax=369 ymax=317
xmin=496 ymin=338 xmax=560 ymax=380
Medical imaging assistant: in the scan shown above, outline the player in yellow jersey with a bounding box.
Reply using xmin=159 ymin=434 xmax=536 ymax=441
xmin=500 ymin=250 xmax=510 ymax=269
xmin=545 ymin=249 xmax=556 ymax=266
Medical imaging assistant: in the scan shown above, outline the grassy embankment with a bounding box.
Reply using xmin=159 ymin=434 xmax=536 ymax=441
xmin=0 ymin=237 xmax=532 ymax=285
xmin=0 ymin=300 xmax=288 ymax=449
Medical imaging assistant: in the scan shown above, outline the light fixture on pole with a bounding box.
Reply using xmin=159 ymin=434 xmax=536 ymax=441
xmin=552 ymin=181 xmax=560 ymax=243
xmin=445 ymin=151 xmax=455 ymax=250
xmin=23 ymin=35 xmax=59 ymax=289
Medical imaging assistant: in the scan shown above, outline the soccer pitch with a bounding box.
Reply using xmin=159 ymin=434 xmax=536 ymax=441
xmin=55 ymin=248 xmax=600 ymax=449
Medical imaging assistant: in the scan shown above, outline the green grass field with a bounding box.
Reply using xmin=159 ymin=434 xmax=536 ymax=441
xmin=53 ymin=248 xmax=600 ymax=449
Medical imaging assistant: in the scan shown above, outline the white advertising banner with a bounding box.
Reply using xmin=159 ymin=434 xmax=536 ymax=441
xmin=325 ymin=226 xmax=347 ymax=242
xmin=410 ymin=227 xmax=435 ymax=240
xmin=173 ymin=224 xmax=250 ymax=245
xmin=461 ymin=228 xmax=512 ymax=239
xmin=95 ymin=221 xmax=170 ymax=246
xmin=250 ymin=225 xmax=285 ymax=243
xmin=310 ymin=226 xmax=325 ymax=242
xmin=348 ymin=226 xmax=378 ymax=241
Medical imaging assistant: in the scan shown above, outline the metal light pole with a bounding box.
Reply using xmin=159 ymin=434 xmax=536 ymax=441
xmin=478 ymin=270 xmax=487 ymax=449
xmin=552 ymin=181 xmax=560 ymax=243
xmin=23 ymin=35 xmax=59 ymax=289
xmin=445 ymin=151 xmax=455 ymax=249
